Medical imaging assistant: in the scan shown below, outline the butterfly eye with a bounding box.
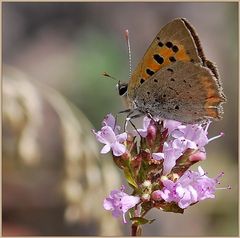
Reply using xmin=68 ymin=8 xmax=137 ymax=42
xmin=117 ymin=82 xmax=128 ymax=96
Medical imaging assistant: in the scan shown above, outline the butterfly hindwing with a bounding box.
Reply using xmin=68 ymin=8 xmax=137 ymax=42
xmin=134 ymin=61 xmax=226 ymax=123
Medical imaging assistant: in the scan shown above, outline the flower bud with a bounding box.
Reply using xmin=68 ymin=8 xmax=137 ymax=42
xmin=146 ymin=121 xmax=157 ymax=144
xmin=142 ymin=180 xmax=152 ymax=188
xmin=141 ymin=193 xmax=151 ymax=201
xmin=160 ymin=176 xmax=168 ymax=182
xmin=151 ymin=190 xmax=162 ymax=201
xmin=189 ymin=151 xmax=206 ymax=162
xmin=127 ymin=133 xmax=134 ymax=142
xmin=172 ymin=173 xmax=179 ymax=182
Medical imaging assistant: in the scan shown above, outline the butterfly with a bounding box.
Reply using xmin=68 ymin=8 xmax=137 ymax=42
xmin=117 ymin=18 xmax=226 ymax=124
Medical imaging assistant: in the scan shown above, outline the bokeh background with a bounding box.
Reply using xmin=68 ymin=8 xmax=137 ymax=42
xmin=2 ymin=2 xmax=238 ymax=236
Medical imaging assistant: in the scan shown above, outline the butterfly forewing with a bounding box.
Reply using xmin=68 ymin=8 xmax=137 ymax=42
xmin=128 ymin=18 xmax=204 ymax=99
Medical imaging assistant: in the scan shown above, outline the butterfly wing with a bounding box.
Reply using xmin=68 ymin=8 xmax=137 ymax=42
xmin=133 ymin=61 xmax=226 ymax=123
xmin=128 ymin=18 xmax=206 ymax=99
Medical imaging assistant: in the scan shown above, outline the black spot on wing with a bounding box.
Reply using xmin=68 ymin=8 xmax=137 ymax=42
xmin=146 ymin=68 xmax=154 ymax=76
xmin=172 ymin=45 xmax=179 ymax=53
xmin=166 ymin=41 xmax=173 ymax=48
xmin=169 ymin=56 xmax=176 ymax=62
xmin=153 ymin=54 xmax=164 ymax=64
xmin=158 ymin=41 xmax=164 ymax=47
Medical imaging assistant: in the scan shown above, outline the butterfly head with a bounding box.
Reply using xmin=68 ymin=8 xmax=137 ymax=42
xmin=117 ymin=81 xmax=128 ymax=96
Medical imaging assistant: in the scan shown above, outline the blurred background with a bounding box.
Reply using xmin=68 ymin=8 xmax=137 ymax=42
xmin=2 ymin=2 xmax=238 ymax=236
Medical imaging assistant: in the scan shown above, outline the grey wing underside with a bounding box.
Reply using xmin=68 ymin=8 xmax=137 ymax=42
xmin=133 ymin=61 xmax=226 ymax=123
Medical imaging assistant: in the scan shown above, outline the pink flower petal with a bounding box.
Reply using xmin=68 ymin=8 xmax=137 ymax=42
xmin=121 ymin=195 xmax=140 ymax=213
xmin=197 ymin=166 xmax=205 ymax=176
xmin=143 ymin=116 xmax=151 ymax=130
xmin=103 ymin=198 xmax=114 ymax=210
xmin=133 ymin=129 xmax=148 ymax=137
xmin=133 ymin=116 xmax=151 ymax=137
xmin=93 ymin=130 xmax=108 ymax=144
xmin=171 ymin=129 xmax=185 ymax=138
xmin=116 ymin=132 xmax=127 ymax=143
xmin=159 ymin=189 xmax=171 ymax=202
xmin=152 ymin=152 xmax=164 ymax=160
xmin=101 ymin=144 xmax=111 ymax=154
xmin=162 ymin=144 xmax=183 ymax=175
xmin=102 ymin=113 xmax=115 ymax=128
xmin=100 ymin=126 xmax=117 ymax=144
xmin=160 ymin=167 xmax=222 ymax=209
xmin=175 ymin=185 xmax=185 ymax=198
xmin=103 ymin=186 xmax=140 ymax=224
xmin=111 ymin=142 xmax=126 ymax=156
xmin=178 ymin=191 xmax=192 ymax=209
xmin=164 ymin=119 xmax=182 ymax=134
xmin=102 ymin=113 xmax=121 ymax=134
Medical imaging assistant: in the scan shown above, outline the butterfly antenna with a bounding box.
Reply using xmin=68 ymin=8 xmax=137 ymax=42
xmin=125 ymin=29 xmax=132 ymax=80
xmin=102 ymin=72 xmax=117 ymax=81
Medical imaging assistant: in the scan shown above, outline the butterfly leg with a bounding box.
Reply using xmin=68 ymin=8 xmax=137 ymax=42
xmin=126 ymin=113 xmax=145 ymax=137
xmin=115 ymin=109 xmax=133 ymax=132
xmin=147 ymin=112 xmax=155 ymax=120
xmin=123 ymin=110 xmax=136 ymax=132
xmin=124 ymin=111 xmax=144 ymax=135
xmin=116 ymin=109 xmax=144 ymax=136
xmin=118 ymin=108 xmax=133 ymax=114
xmin=128 ymin=119 xmax=141 ymax=137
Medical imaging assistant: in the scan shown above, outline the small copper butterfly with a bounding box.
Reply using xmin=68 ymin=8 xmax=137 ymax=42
xmin=118 ymin=18 xmax=226 ymax=123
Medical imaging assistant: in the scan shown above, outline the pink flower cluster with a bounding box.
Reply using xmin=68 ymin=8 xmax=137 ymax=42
xmin=103 ymin=185 xmax=140 ymax=223
xmin=92 ymin=114 xmax=127 ymax=156
xmin=153 ymin=166 xmax=224 ymax=209
xmin=93 ymin=114 xmax=227 ymax=224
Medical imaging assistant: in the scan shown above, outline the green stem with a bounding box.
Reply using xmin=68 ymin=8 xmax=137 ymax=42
xmin=131 ymin=223 xmax=138 ymax=236
xmin=131 ymin=204 xmax=142 ymax=236
xmin=141 ymin=208 xmax=150 ymax=218
xmin=131 ymin=223 xmax=142 ymax=236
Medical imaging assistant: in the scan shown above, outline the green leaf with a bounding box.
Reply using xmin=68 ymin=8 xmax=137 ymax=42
xmin=128 ymin=207 xmax=135 ymax=218
xmin=138 ymin=160 xmax=149 ymax=183
xmin=157 ymin=202 xmax=184 ymax=214
xmin=149 ymin=219 xmax=156 ymax=224
xmin=130 ymin=217 xmax=149 ymax=225
xmin=124 ymin=167 xmax=138 ymax=188
xmin=141 ymin=201 xmax=153 ymax=211
xmin=130 ymin=217 xmax=156 ymax=225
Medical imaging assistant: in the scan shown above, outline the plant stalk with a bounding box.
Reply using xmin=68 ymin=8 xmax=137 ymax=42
xmin=131 ymin=223 xmax=142 ymax=236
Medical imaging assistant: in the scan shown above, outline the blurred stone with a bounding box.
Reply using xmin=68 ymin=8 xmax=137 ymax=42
xmin=3 ymin=65 xmax=122 ymax=235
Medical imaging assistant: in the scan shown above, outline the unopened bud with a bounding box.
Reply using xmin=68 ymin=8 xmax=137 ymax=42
xmin=146 ymin=122 xmax=157 ymax=142
xmin=151 ymin=190 xmax=162 ymax=201
xmin=189 ymin=151 xmax=206 ymax=162
xmin=142 ymin=180 xmax=151 ymax=188
xmin=172 ymin=173 xmax=179 ymax=181
xmin=160 ymin=176 xmax=168 ymax=182
xmin=141 ymin=193 xmax=151 ymax=201
xmin=127 ymin=133 xmax=134 ymax=142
